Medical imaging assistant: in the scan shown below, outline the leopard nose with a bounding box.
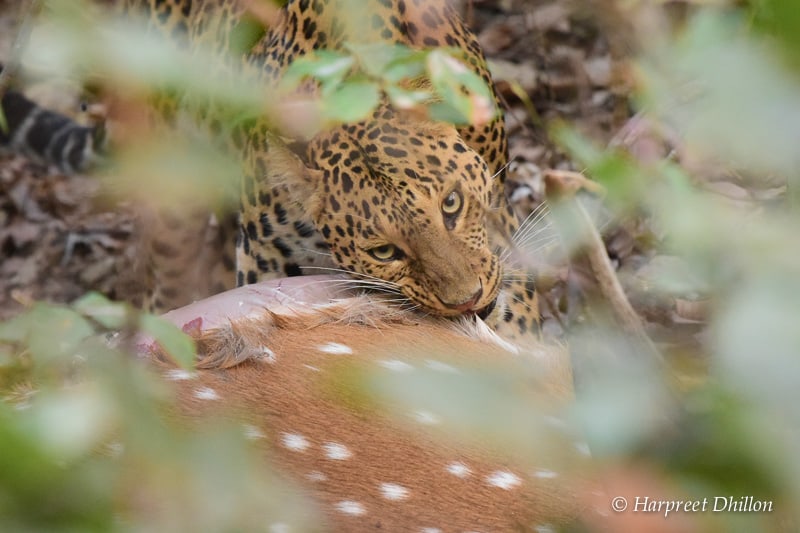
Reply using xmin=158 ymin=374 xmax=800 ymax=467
xmin=442 ymin=286 xmax=483 ymax=312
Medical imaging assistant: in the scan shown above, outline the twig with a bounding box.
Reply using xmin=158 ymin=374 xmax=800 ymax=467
xmin=544 ymin=168 xmax=662 ymax=363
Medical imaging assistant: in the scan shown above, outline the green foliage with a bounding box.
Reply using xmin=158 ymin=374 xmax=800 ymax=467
xmin=426 ymin=49 xmax=495 ymax=124
xmin=139 ymin=314 xmax=196 ymax=369
xmin=4 ymin=0 xmax=800 ymax=530
xmin=0 ymin=402 xmax=115 ymax=531
xmin=73 ymin=292 xmax=128 ymax=329
xmin=541 ymin=3 xmax=800 ymax=529
xmin=281 ymin=42 xmax=497 ymax=126
xmin=359 ymin=350 xmax=579 ymax=463
xmin=0 ymin=293 xmax=195 ymax=371
xmin=638 ymin=9 xmax=800 ymax=180
xmin=321 ymin=78 xmax=382 ymax=123
xmin=0 ymin=296 xmax=315 ymax=532
xmin=228 ymin=12 xmax=269 ymax=56
xmin=749 ymin=0 xmax=800 ymax=72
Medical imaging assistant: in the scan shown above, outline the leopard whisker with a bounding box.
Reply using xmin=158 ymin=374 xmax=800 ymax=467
xmin=298 ymin=247 xmax=333 ymax=258
xmin=516 ymin=236 xmax=560 ymax=256
xmin=513 ymin=213 xmax=550 ymax=247
xmin=516 ymin=200 xmax=549 ymax=228
xmin=498 ymin=246 xmax=514 ymax=264
xmin=300 ymin=276 xmax=398 ymax=290
xmin=299 ymin=265 xmax=403 ymax=290
xmin=490 ymin=158 xmax=513 ymax=182
xmin=507 ymin=292 xmax=536 ymax=312
xmin=322 ymin=284 xmax=404 ymax=301
xmin=516 ymin=232 xmax=558 ymax=250
xmin=326 ymin=281 xmax=405 ymax=295
xmin=299 ymin=276 xmax=405 ymax=298
xmin=514 ymin=218 xmax=554 ymax=245
xmin=512 ymin=203 xmax=550 ymax=245
xmin=501 ymin=275 xmax=537 ymax=283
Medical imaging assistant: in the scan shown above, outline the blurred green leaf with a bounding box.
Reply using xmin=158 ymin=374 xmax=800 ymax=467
xmin=0 ymin=313 xmax=28 ymax=344
xmin=0 ymin=403 xmax=115 ymax=531
xmin=385 ymin=84 xmax=431 ymax=109
xmin=27 ymin=304 xmax=95 ymax=363
xmin=639 ymin=9 xmax=800 ymax=178
xmin=228 ymin=12 xmax=268 ymax=56
xmin=281 ymin=50 xmax=354 ymax=91
xmin=569 ymin=328 xmax=674 ymax=458
xmin=139 ymin=315 xmax=196 ymax=370
xmin=427 ymin=101 xmax=469 ymax=124
xmin=73 ymin=292 xmax=128 ymax=329
xmin=655 ymin=384 xmax=789 ymax=498
xmin=346 ymin=42 xmax=416 ymax=78
xmin=427 ymin=50 xmax=473 ymax=123
xmin=427 ymin=49 xmax=496 ymax=124
xmin=26 ymin=385 xmax=116 ymax=461
xmin=322 ymin=79 xmax=381 ymax=123
xmin=279 ymin=44 xmax=496 ymax=127
xmin=714 ymin=276 xmax=800 ymax=429
xmin=383 ymin=51 xmax=427 ymax=83
xmin=553 ymin=125 xmax=647 ymax=210
xmin=348 ymin=347 xmax=581 ymax=467
xmin=749 ymin=0 xmax=800 ymax=72
xmin=25 ymin=2 xmax=267 ymax=116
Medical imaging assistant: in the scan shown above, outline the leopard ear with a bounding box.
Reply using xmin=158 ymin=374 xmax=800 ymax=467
xmin=261 ymin=140 xmax=325 ymax=218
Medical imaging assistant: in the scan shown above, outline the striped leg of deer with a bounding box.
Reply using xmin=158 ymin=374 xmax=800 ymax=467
xmin=149 ymin=278 xmax=587 ymax=531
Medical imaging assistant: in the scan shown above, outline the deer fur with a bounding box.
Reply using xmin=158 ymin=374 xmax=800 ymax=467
xmin=151 ymin=280 xmax=583 ymax=531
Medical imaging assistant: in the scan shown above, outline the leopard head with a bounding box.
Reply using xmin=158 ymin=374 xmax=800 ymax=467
xmin=279 ymin=116 xmax=503 ymax=317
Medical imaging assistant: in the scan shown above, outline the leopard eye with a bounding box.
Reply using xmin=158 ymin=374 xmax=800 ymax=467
xmin=368 ymin=244 xmax=399 ymax=262
xmin=442 ymin=190 xmax=463 ymax=216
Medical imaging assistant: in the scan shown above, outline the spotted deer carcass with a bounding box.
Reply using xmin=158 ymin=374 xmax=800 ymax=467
xmin=149 ymin=276 xmax=586 ymax=532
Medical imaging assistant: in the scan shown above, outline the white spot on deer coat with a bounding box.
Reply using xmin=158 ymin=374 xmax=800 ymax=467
xmin=242 ymin=424 xmax=265 ymax=440
xmin=412 ymin=410 xmax=441 ymax=425
xmin=323 ymin=442 xmax=352 ymax=460
xmin=164 ymin=369 xmax=196 ymax=381
xmin=281 ymin=433 xmax=310 ymax=452
xmin=379 ymin=482 xmax=410 ymax=501
xmin=425 ymin=359 xmax=460 ymax=374
xmin=446 ymin=462 xmax=471 ymax=478
xmin=306 ymin=471 xmax=327 ymax=482
xmin=533 ymin=469 xmax=558 ymax=479
xmin=335 ymin=500 xmax=366 ymax=516
xmin=574 ymin=441 xmax=591 ymax=456
xmin=193 ymin=387 xmax=219 ymax=400
xmin=486 ymin=470 xmax=522 ymax=490
xmin=379 ymin=359 xmax=414 ymax=372
xmin=318 ymin=342 xmax=353 ymax=354
xmin=269 ymin=523 xmax=290 ymax=533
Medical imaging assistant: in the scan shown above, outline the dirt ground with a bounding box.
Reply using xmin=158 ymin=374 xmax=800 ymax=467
xmin=0 ymin=0 xmax=762 ymax=353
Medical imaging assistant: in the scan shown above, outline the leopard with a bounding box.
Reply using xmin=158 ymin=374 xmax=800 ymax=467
xmin=1 ymin=0 xmax=541 ymax=341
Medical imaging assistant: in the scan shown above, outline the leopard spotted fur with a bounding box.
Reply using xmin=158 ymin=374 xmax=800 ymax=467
xmin=2 ymin=0 xmax=541 ymax=339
